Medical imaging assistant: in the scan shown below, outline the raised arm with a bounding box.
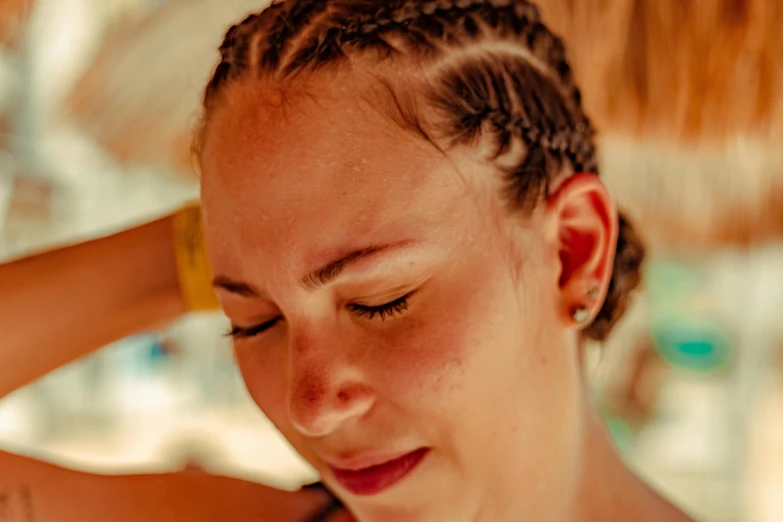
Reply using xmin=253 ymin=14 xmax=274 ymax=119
xmin=0 ymin=450 xmax=335 ymax=522
xmin=0 ymin=214 xmax=185 ymax=400
xmin=0 ymin=210 xmax=344 ymax=521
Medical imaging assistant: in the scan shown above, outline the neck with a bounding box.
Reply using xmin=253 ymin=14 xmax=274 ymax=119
xmin=568 ymin=402 xmax=695 ymax=522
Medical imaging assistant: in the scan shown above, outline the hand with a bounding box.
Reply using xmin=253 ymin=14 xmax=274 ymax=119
xmin=322 ymin=508 xmax=358 ymax=522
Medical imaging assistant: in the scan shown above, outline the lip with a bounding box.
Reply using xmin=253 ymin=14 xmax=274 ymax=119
xmin=328 ymin=448 xmax=430 ymax=496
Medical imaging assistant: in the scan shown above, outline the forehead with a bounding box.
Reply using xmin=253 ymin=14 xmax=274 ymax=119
xmin=199 ymin=80 xmax=484 ymax=279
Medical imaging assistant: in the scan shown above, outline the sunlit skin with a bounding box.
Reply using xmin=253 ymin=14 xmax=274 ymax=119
xmin=199 ymin=74 xmax=623 ymax=522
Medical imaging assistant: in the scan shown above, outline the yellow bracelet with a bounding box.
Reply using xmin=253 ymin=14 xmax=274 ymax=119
xmin=171 ymin=202 xmax=220 ymax=312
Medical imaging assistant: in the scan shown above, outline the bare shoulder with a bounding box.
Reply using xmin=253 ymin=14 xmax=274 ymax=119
xmin=0 ymin=449 xmax=332 ymax=522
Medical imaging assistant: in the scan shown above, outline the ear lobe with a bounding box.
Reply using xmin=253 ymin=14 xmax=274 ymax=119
xmin=548 ymin=173 xmax=618 ymax=315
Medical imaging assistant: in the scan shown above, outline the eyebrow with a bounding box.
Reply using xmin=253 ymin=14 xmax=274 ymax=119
xmin=212 ymin=241 xmax=417 ymax=297
xmin=212 ymin=276 xmax=266 ymax=298
xmin=302 ymin=241 xmax=417 ymax=290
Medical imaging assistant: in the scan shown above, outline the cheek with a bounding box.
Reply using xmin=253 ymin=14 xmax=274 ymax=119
xmin=365 ymin=312 xmax=469 ymax=402
xmin=234 ymin=343 xmax=289 ymax=428
xmin=365 ymin=263 xmax=523 ymax=414
xmin=235 ymin=344 xmax=325 ymax=467
xmin=369 ymin=243 xmax=570 ymax=455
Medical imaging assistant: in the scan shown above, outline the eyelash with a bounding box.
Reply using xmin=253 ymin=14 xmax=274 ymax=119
xmin=347 ymin=293 xmax=413 ymax=320
xmin=227 ymin=293 xmax=414 ymax=339
xmin=227 ymin=318 xmax=279 ymax=340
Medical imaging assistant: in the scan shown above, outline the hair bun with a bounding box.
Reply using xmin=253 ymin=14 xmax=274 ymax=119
xmin=584 ymin=211 xmax=645 ymax=341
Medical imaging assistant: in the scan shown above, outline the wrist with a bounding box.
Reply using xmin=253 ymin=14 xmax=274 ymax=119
xmin=170 ymin=202 xmax=221 ymax=312
xmin=113 ymin=214 xmax=187 ymax=317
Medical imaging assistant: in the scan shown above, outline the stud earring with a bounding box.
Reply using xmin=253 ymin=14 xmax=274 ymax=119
xmin=573 ymin=288 xmax=599 ymax=325
xmin=572 ymin=306 xmax=591 ymax=325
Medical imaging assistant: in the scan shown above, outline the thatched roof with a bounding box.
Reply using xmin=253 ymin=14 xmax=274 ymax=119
xmin=540 ymin=0 xmax=783 ymax=144
xmin=68 ymin=0 xmax=259 ymax=172
xmin=601 ymin=136 xmax=783 ymax=248
xmin=66 ymin=0 xmax=783 ymax=249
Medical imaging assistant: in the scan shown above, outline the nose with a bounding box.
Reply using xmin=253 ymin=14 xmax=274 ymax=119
xmin=287 ymin=330 xmax=375 ymax=437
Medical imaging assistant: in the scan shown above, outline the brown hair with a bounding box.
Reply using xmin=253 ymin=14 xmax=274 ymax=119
xmin=196 ymin=0 xmax=645 ymax=341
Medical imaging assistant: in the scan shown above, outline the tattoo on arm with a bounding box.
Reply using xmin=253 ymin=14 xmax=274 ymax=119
xmin=0 ymin=486 xmax=35 ymax=522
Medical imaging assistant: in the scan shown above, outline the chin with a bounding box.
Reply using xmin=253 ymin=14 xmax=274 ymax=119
xmin=359 ymin=510 xmax=431 ymax=522
xmin=355 ymin=503 xmax=467 ymax=522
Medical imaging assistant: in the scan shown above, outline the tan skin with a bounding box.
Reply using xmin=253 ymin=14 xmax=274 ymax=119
xmin=0 ymin=218 xmax=341 ymax=521
xmin=199 ymin=75 xmax=693 ymax=522
xmin=0 ymin=64 xmax=688 ymax=522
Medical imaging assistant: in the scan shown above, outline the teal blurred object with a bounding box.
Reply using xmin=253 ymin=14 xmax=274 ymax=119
xmin=647 ymin=261 xmax=732 ymax=374
xmin=606 ymin=415 xmax=634 ymax=453
xmin=652 ymin=324 xmax=731 ymax=373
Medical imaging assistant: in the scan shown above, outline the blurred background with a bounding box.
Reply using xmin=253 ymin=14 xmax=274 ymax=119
xmin=0 ymin=1 xmax=781 ymax=520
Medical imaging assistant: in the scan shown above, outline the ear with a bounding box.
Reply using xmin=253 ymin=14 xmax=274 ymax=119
xmin=546 ymin=173 xmax=618 ymax=328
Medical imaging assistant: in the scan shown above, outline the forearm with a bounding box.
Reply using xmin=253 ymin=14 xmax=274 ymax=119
xmin=0 ymin=451 xmax=332 ymax=522
xmin=0 ymin=215 xmax=186 ymax=399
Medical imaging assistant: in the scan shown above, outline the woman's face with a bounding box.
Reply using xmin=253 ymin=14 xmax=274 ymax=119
xmin=200 ymin=81 xmax=587 ymax=522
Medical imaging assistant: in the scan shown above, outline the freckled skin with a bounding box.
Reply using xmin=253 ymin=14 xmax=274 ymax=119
xmin=200 ymin=80 xmax=583 ymax=522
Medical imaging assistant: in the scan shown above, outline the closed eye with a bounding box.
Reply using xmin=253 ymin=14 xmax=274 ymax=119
xmin=226 ymin=317 xmax=281 ymax=339
xmin=348 ymin=292 xmax=414 ymax=320
xmin=227 ymin=292 xmax=415 ymax=338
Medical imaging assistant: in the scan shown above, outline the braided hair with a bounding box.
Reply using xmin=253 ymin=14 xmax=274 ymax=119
xmin=197 ymin=0 xmax=645 ymax=341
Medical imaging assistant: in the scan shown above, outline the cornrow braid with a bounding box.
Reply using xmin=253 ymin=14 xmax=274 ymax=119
xmin=200 ymin=0 xmax=646 ymax=341
xmin=431 ymin=53 xmax=597 ymax=209
xmin=218 ymin=13 xmax=262 ymax=67
xmin=260 ymin=0 xmax=330 ymax=71
xmin=284 ymin=1 xmax=581 ymax=107
xmin=277 ymin=0 xmax=595 ymax=181
xmin=455 ymin=81 xmax=596 ymax=167
xmin=284 ymin=1 xmax=539 ymax=70
xmin=203 ymin=8 xmax=279 ymax=108
xmin=205 ymin=0 xmax=332 ymax=105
